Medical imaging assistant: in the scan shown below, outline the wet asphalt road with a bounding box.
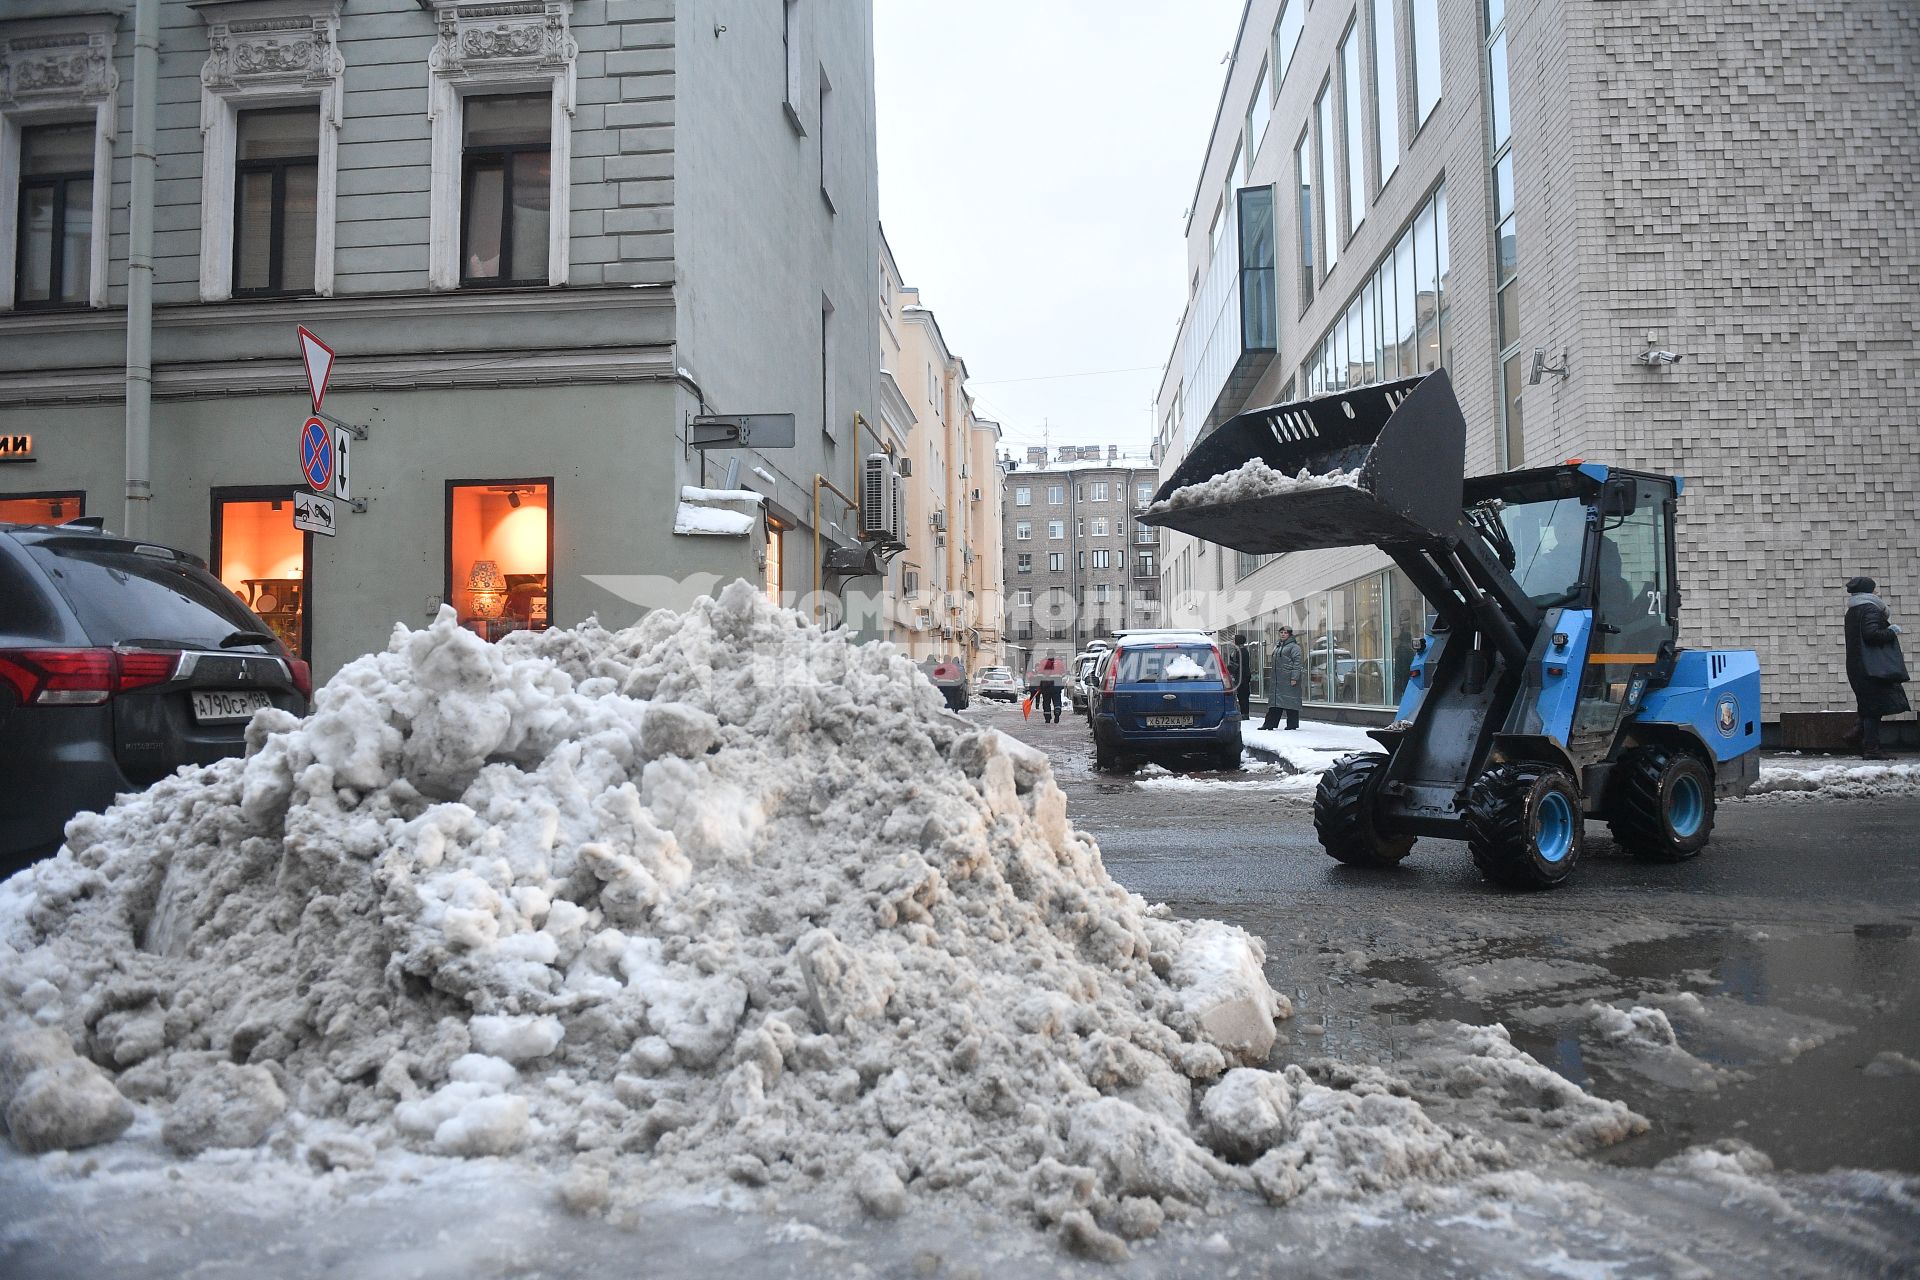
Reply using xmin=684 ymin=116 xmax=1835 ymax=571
xmin=966 ymin=696 xmax=1920 ymax=1176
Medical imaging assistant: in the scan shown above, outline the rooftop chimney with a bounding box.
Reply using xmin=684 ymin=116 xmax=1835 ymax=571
xmin=1026 ymin=446 xmax=1047 ymax=465
xmin=1108 ymin=444 xmax=1118 ymax=462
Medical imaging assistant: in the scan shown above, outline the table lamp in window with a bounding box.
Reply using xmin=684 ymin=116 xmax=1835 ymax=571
xmin=466 ymin=559 xmax=507 ymax=619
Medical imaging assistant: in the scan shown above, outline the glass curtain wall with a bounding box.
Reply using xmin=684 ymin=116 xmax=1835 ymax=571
xmin=1487 ymin=0 xmax=1523 ymax=465
xmin=1243 ymin=567 xmax=1429 ymax=711
xmin=1306 ymin=185 xmax=1447 ymax=396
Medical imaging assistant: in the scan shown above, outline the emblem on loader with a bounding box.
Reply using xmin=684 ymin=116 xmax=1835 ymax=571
xmin=1715 ymin=692 xmax=1739 ymax=738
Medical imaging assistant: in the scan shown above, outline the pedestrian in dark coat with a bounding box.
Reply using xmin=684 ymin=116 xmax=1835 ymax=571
xmin=1029 ymin=656 xmax=1067 ymax=724
xmin=1262 ymin=627 xmax=1305 ymax=730
xmin=1843 ymin=576 xmax=1910 ymax=759
xmin=1231 ymin=634 xmax=1252 ymax=719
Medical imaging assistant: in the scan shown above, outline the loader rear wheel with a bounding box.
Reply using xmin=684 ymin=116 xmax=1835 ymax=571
xmin=1465 ymin=764 xmax=1583 ymax=889
xmin=1607 ymin=746 xmax=1714 ymax=862
xmin=1314 ymin=753 xmax=1416 ymax=868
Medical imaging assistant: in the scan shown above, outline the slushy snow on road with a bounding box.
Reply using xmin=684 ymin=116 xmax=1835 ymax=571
xmin=1 ymin=583 xmax=1642 ymax=1259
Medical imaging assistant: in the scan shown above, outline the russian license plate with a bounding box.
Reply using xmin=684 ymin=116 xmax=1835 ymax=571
xmin=191 ymin=690 xmax=273 ymax=723
xmin=1145 ymin=715 xmax=1194 ymax=728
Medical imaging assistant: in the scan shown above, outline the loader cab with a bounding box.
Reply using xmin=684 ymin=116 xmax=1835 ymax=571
xmin=1468 ymin=464 xmax=1680 ymax=757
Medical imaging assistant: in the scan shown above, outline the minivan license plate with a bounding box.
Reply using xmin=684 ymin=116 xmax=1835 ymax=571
xmin=1145 ymin=715 xmax=1194 ymax=728
xmin=191 ymin=690 xmax=273 ymax=723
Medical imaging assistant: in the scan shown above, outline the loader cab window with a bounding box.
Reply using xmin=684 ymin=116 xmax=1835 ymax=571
xmin=1494 ymin=497 xmax=1588 ymax=607
xmin=1572 ymin=476 xmax=1677 ymax=748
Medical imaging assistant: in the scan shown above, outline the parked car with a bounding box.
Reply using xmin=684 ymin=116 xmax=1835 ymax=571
xmin=0 ymin=520 xmax=311 ymax=874
xmin=1070 ymin=653 xmax=1101 ymax=714
xmin=1089 ymin=630 xmax=1242 ymax=772
xmin=972 ymin=666 xmax=1022 ymax=701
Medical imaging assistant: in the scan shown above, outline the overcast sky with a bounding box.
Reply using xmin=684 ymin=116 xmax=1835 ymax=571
xmin=874 ymin=1 xmax=1244 ymax=461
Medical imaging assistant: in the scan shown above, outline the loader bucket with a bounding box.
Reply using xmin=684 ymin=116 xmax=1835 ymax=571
xmin=1139 ymin=368 xmax=1468 ymax=555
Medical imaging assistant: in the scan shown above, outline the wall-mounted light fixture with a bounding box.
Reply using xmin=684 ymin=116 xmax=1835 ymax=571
xmin=1528 ymin=347 xmax=1570 ymax=384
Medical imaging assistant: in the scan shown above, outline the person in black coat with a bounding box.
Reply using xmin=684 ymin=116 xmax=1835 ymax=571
xmin=1843 ymin=576 xmax=1910 ymax=759
xmin=1231 ymin=634 xmax=1252 ymax=719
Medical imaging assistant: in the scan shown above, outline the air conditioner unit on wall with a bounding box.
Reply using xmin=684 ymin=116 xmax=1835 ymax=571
xmin=930 ymin=510 xmax=947 ymax=532
xmin=861 ymin=453 xmax=902 ymax=543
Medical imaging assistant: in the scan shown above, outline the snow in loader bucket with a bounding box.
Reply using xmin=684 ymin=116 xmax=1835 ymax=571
xmin=1138 ymin=369 xmax=1470 ymax=556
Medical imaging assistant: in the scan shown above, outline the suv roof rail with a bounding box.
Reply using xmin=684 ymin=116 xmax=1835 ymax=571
xmin=60 ymin=516 xmax=107 ymax=531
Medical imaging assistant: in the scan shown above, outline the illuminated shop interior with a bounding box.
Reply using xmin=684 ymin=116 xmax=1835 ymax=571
xmin=213 ymin=496 xmax=308 ymax=657
xmin=449 ymin=481 xmax=551 ymax=640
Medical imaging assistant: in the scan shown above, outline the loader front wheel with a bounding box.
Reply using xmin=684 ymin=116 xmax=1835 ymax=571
xmin=1465 ymin=764 xmax=1583 ymax=889
xmin=1314 ymin=753 xmax=1416 ymax=868
xmin=1607 ymin=746 xmax=1714 ymax=861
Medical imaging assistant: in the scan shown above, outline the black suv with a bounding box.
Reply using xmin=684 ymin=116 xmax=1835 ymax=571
xmin=0 ymin=521 xmax=311 ymax=873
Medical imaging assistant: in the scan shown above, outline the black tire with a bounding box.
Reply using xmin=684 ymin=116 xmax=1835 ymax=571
xmin=1094 ymin=739 xmax=1116 ymax=772
xmin=1313 ymin=753 xmax=1416 ymax=868
xmin=1465 ymin=764 xmax=1583 ymax=889
xmin=1607 ymin=745 xmax=1714 ymax=861
xmin=1214 ymin=743 xmax=1243 ymax=771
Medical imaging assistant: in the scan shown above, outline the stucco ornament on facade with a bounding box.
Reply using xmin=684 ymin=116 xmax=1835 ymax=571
xmin=429 ymin=1 xmax=578 ymax=103
xmin=0 ymin=29 xmax=119 ymax=107
xmin=203 ymin=15 xmax=344 ymax=96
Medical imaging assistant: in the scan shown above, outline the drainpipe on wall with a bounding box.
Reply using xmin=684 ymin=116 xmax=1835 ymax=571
xmin=123 ymin=0 xmax=159 ymax=537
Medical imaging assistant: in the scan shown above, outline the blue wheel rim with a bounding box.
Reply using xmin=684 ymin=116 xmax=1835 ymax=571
xmin=1669 ymin=774 xmax=1705 ymax=838
xmin=1536 ymin=790 xmax=1575 ymax=863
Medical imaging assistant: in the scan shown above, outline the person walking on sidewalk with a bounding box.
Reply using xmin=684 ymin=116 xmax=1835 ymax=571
xmin=1029 ymin=656 xmax=1067 ymax=724
xmin=1843 ymin=576 xmax=1910 ymax=760
xmin=1262 ymin=627 xmax=1305 ymax=731
xmin=1231 ymin=635 xmax=1253 ymax=720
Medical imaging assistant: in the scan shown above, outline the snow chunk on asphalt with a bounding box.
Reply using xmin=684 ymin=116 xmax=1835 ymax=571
xmin=0 ymin=583 xmax=1648 ymax=1250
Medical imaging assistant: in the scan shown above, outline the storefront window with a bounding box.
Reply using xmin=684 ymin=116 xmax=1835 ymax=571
xmin=212 ymin=490 xmax=309 ymax=658
xmin=1387 ymin=565 xmax=1426 ymax=705
xmin=0 ymin=492 xmax=84 ymax=525
xmin=447 ymin=479 xmax=552 ymax=641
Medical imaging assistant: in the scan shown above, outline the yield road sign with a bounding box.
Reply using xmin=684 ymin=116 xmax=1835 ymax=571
xmin=333 ymin=426 xmax=352 ymax=500
xmin=292 ymin=489 xmax=337 ymax=538
xmin=298 ymin=326 xmax=335 ymax=411
xmin=300 ymin=416 xmax=334 ymax=491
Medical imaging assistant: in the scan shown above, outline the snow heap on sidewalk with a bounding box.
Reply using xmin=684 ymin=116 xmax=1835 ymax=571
xmin=0 ymin=583 xmax=1639 ymax=1257
xmin=1146 ymin=459 xmax=1362 ymax=514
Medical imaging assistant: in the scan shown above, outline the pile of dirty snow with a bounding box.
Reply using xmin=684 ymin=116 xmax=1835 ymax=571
xmin=1146 ymin=460 xmax=1362 ymax=513
xmin=0 ymin=584 xmax=1642 ymax=1258
xmin=1740 ymin=754 xmax=1920 ymax=802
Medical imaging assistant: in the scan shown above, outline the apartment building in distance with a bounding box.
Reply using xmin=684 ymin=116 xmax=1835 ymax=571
xmin=878 ymin=230 xmax=1005 ymax=670
xmin=1155 ymin=0 xmax=1918 ymax=728
xmin=0 ymin=0 xmax=884 ymax=677
xmin=1002 ymin=448 xmax=1161 ymax=674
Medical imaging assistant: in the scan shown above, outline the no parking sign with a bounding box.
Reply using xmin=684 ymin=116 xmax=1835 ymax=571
xmin=299 ymin=416 xmax=333 ymax=492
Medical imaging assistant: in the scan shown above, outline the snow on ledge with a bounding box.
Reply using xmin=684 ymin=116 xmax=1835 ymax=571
xmin=674 ymin=485 xmax=763 ymax=538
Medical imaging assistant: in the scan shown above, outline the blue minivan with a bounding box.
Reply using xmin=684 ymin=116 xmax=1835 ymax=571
xmin=1090 ymin=630 xmax=1242 ymax=772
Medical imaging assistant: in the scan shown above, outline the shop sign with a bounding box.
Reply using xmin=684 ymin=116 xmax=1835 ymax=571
xmin=292 ymin=489 xmax=337 ymax=538
xmin=0 ymin=433 xmax=33 ymax=463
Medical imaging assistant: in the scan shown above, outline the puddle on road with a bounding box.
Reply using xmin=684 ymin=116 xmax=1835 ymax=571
xmin=1255 ymin=925 xmax=1920 ymax=1175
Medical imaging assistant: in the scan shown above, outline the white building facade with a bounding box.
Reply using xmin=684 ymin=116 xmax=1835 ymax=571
xmin=1156 ymin=0 xmax=1919 ymax=729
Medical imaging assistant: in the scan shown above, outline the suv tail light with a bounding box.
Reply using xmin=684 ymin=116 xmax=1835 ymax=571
xmin=0 ymin=647 xmax=180 ymax=706
xmin=288 ymin=658 xmax=313 ymax=701
xmin=1102 ymin=652 xmax=1119 ymax=694
xmin=1210 ymin=644 xmax=1231 ymax=689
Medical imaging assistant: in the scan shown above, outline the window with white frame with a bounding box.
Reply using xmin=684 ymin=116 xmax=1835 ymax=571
xmin=1135 ymin=483 xmax=1151 ymax=507
xmin=426 ymin=0 xmax=575 ymax=291
xmin=1047 ymin=484 xmax=1064 ymax=504
xmin=1017 ymin=553 xmax=1032 ymax=574
xmin=1 ymin=13 xmax=117 ymax=311
xmin=194 ymin=0 xmax=343 ymax=301
xmin=1091 ymin=518 xmax=1108 ymax=537
xmin=1093 ymin=551 xmax=1110 ymax=570
xmin=1372 ymin=0 xmax=1400 ymax=186
xmin=1246 ymin=59 xmax=1272 ymax=160
xmin=1274 ymin=0 xmax=1304 ymax=81
xmin=1015 ymin=520 xmax=1032 ymax=541
xmin=1047 ymin=520 xmax=1064 ymax=540
xmin=1014 ymin=486 xmax=1031 ymax=506
xmin=1340 ymin=22 xmax=1366 ymax=237
xmin=1412 ymin=0 xmax=1442 ymax=125
xmin=1075 ymin=517 xmax=1085 ymax=536
xmin=1094 ymin=583 xmax=1111 ymax=602
xmin=1091 ymin=481 xmax=1109 ymax=502
xmin=1014 ymin=588 xmax=1031 ymax=606
xmin=1048 ymin=553 xmax=1065 ymax=572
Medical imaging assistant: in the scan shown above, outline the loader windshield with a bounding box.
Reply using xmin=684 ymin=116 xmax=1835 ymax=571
xmin=1494 ymin=497 xmax=1590 ymax=607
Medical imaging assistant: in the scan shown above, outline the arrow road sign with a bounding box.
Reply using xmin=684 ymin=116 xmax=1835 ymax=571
xmin=292 ymin=489 xmax=337 ymax=538
xmin=333 ymin=426 xmax=352 ymax=501
xmin=299 ymin=416 xmax=333 ymax=492
xmin=297 ymin=326 xmax=335 ymax=412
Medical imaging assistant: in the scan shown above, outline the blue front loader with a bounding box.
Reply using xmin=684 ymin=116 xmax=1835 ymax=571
xmin=1141 ymin=369 xmax=1764 ymax=889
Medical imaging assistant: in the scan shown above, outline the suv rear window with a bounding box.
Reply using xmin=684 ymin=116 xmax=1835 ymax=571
xmin=25 ymin=539 xmax=269 ymax=650
xmin=1116 ymin=645 xmax=1223 ymax=683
